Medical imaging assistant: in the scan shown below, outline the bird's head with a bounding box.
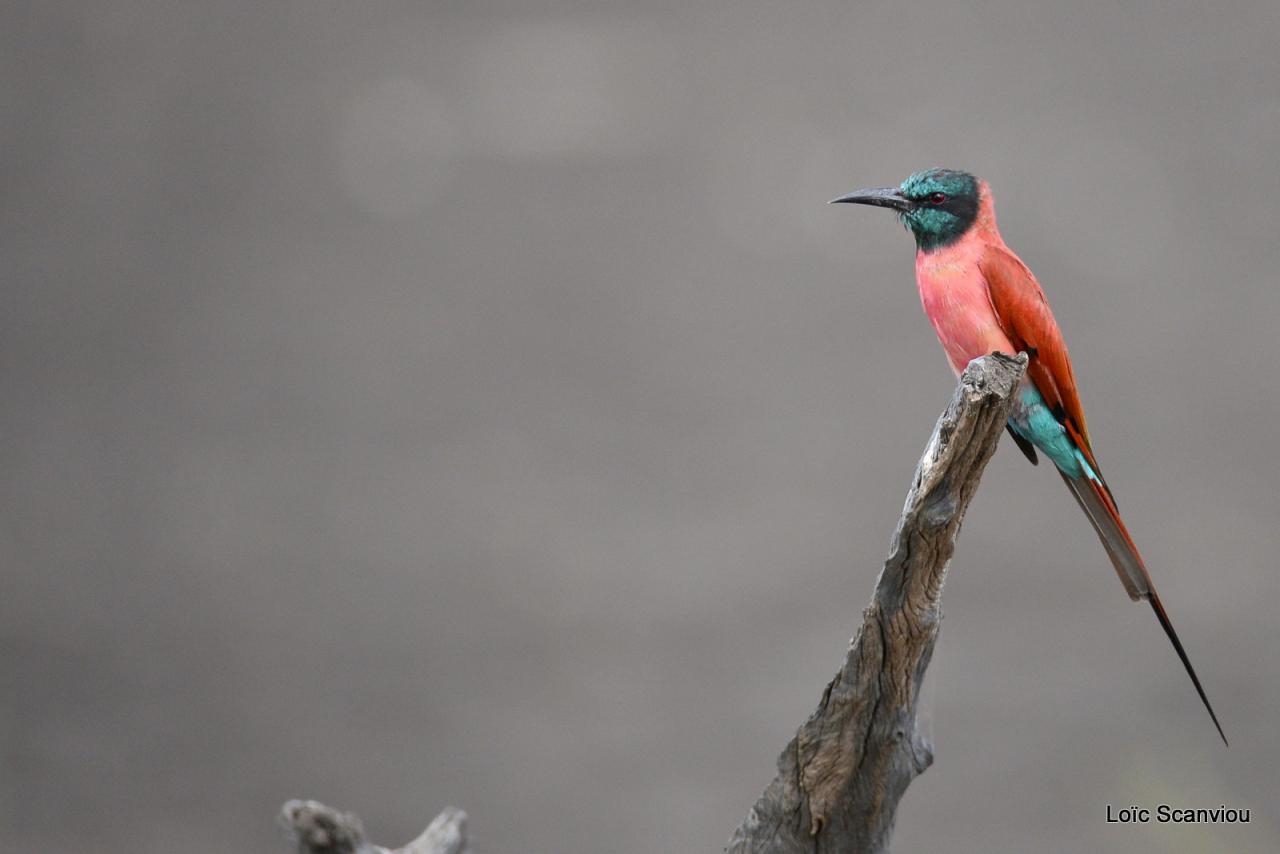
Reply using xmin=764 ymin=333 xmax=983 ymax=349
xmin=831 ymin=168 xmax=981 ymax=251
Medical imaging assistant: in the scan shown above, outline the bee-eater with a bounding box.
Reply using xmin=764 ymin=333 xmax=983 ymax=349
xmin=832 ymin=168 xmax=1226 ymax=744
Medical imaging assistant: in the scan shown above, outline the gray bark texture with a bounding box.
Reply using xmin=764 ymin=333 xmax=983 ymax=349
xmin=280 ymin=800 xmax=471 ymax=854
xmin=726 ymin=352 xmax=1026 ymax=854
xmin=276 ymin=354 xmax=1024 ymax=854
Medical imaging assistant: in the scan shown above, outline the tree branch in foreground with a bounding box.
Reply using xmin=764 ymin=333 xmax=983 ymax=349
xmin=726 ymin=352 xmax=1026 ymax=854
xmin=276 ymin=353 xmax=1025 ymax=854
xmin=280 ymin=800 xmax=470 ymax=854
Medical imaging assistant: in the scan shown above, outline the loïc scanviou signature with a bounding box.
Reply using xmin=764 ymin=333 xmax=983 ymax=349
xmin=1106 ymin=804 xmax=1250 ymax=824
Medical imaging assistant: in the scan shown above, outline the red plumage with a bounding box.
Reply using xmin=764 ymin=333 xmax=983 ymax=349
xmin=903 ymin=177 xmax=1226 ymax=744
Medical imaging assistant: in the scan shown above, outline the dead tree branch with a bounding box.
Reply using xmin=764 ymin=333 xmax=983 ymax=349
xmin=726 ymin=352 xmax=1026 ymax=854
xmin=280 ymin=800 xmax=470 ymax=854
xmin=276 ymin=354 xmax=1025 ymax=854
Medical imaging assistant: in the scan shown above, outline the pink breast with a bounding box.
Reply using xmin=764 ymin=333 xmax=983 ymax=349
xmin=915 ymin=238 xmax=1016 ymax=376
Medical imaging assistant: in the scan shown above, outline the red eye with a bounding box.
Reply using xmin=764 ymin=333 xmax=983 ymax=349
xmin=928 ymin=192 xmax=948 ymax=205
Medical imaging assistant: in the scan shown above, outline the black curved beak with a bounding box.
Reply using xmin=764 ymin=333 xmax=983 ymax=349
xmin=828 ymin=187 xmax=914 ymax=212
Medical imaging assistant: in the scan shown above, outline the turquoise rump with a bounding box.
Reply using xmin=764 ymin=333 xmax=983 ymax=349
xmin=1008 ymin=384 xmax=1098 ymax=481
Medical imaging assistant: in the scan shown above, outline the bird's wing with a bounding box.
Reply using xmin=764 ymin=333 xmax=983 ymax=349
xmin=982 ymin=244 xmax=1227 ymax=744
xmin=978 ymin=244 xmax=1102 ymax=478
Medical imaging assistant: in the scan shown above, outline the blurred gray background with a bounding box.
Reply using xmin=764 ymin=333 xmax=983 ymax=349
xmin=3 ymin=2 xmax=1278 ymax=852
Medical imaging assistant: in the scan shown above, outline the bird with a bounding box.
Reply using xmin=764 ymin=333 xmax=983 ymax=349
xmin=831 ymin=168 xmax=1226 ymax=745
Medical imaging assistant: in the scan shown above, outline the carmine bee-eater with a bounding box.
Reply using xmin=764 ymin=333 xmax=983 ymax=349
xmin=832 ymin=168 xmax=1226 ymax=745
